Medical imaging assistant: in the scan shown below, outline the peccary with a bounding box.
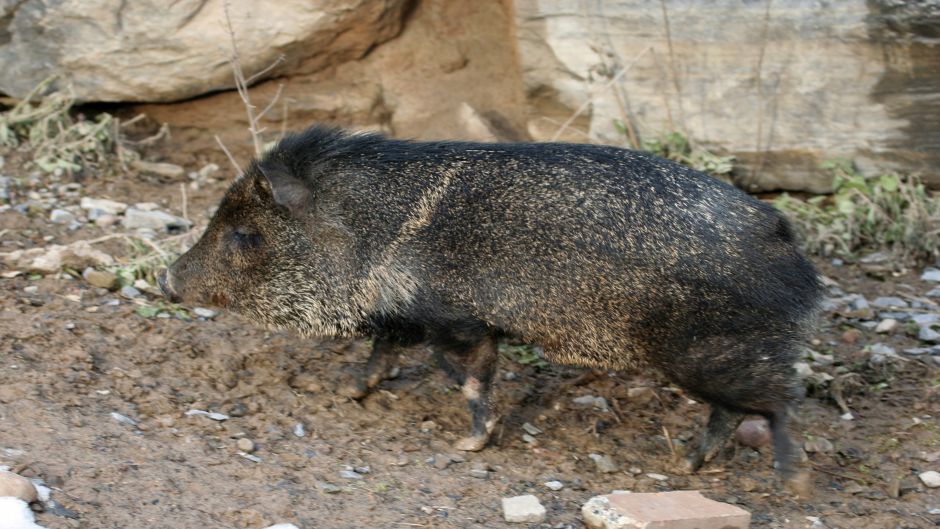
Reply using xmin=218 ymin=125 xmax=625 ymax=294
xmin=159 ymin=125 xmax=821 ymax=487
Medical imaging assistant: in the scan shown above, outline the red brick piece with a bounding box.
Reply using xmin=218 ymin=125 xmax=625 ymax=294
xmin=582 ymin=490 xmax=750 ymax=529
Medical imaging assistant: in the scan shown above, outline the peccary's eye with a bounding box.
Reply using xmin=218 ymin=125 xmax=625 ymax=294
xmin=231 ymin=227 xmax=261 ymax=248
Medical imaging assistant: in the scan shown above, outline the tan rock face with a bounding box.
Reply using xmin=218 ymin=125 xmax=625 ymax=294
xmin=582 ymin=491 xmax=751 ymax=529
xmin=516 ymin=0 xmax=940 ymax=192
xmin=0 ymin=0 xmax=410 ymax=102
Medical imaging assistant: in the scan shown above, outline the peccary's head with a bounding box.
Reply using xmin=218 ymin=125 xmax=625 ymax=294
xmin=159 ymin=157 xmax=368 ymax=336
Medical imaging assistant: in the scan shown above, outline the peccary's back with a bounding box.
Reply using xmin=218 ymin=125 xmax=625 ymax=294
xmin=371 ymin=142 xmax=822 ymax=368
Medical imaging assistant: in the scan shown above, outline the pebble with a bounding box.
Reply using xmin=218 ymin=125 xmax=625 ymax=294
xmin=545 ymin=480 xmax=564 ymax=491
xmin=913 ymin=313 xmax=940 ymax=325
xmin=262 ymin=525 xmax=300 ymax=529
xmin=918 ymin=326 xmax=940 ymax=343
xmin=236 ymin=438 xmax=255 ymax=452
xmin=110 ymin=412 xmax=139 ymax=427
xmin=872 ymin=296 xmax=908 ymax=309
xmin=502 ymin=495 xmax=546 ymax=523
xmin=522 ymin=434 xmax=537 ymax=444
xmin=926 ymin=287 xmax=940 ymax=298
xmin=316 ymin=481 xmax=342 ymax=493
xmin=573 ymin=395 xmax=609 ymax=411
xmin=185 ymin=409 xmax=230 ymax=421
xmin=627 ymin=386 xmax=655 ymax=405
xmin=49 ymin=209 xmax=76 ymax=224
xmin=83 ymin=268 xmax=118 ymax=290
xmin=419 ymin=420 xmax=437 ymax=431
xmin=432 ymin=454 xmax=452 ymax=470
xmin=589 ymin=453 xmax=619 ymax=473
xmin=80 ymin=197 xmax=127 ymax=215
xmin=339 ymin=470 xmax=363 ymax=480
xmin=133 ymin=160 xmax=185 ymax=178
xmin=869 ymin=343 xmax=899 ymax=364
xmin=735 ymin=417 xmax=771 ymax=448
xmin=95 ymin=214 xmax=121 ymax=228
xmin=645 ymin=473 xmax=669 ymax=481
xmin=293 ymin=423 xmax=305 ymax=438
xmin=804 ymin=437 xmax=834 ymax=453
xmin=793 ymin=362 xmax=814 ymax=378
xmin=874 ymin=318 xmax=899 ymax=334
xmin=921 ymin=269 xmax=940 ymax=282
xmin=522 ymin=422 xmax=542 ymax=436
xmin=120 ymin=285 xmax=141 ymax=299
xmin=919 ymin=470 xmax=940 ymax=488
xmin=0 ymin=470 xmax=38 ymax=502
xmin=193 ymin=307 xmax=218 ymax=319
xmin=123 ymin=207 xmax=191 ymax=232
xmin=469 ymin=462 xmax=490 ymax=479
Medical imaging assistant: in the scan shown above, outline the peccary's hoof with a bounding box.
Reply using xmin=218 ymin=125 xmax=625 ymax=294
xmin=786 ymin=471 xmax=813 ymax=498
xmin=676 ymin=455 xmax=702 ymax=475
xmin=365 ymin=366 xmax=400 ymax=387
xmin=337 ymin=379 xmax=369 ymax=400
xmin=454 ymin=434 xmax=489 ymax=452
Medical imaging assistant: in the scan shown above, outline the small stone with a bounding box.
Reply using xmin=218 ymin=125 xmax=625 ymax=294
xmin=419 ymin=420 xmax=437 ymax=431
xmin=185 ymin=409 xmax=230 ymax=421
xmin=921 ymin=268 xmax=940 ymax=282
xmin=589 ymin=453 xmax=619 ymax=473
xmin=645 ymin=473 xmax=669 ymax=481
xmin=193 ymin=307 xmax=217 ymax=319
xmin=918 ymin=470 xmax=940 ymax=488
xmin=95 ymin=214 xmax=121 ymax=228
xmin=293 ymin=423 xmax=305 ymax=438
xmin=869 ymin=343 xmax=899 ymax=364
xmin=262 ymin=525 xmax=300 ymax=529
xmin=912 ymin=313 xmax=940 ymax=326
xmin=581 ymin=491 xmax=750 ymax=529
xmin=522 ymin=422 xmax=542 ymax=436
xmin=735 ymin=417 xmax=771 ymax=448
xmin=317 ymin=481 xmax=341 ymax=493
xmin=926 ymin=287 xmax=940 ymax=298
xmin=522 ymin=433 xmax=537 ymax=444
xmin=120 ymin=285 xmax=141 ymax=299
xmin=804 ymin=437 xmax=834 ymax=453
xmin=110 ymin=412 xmax=139 ymax=427
xmin=237 ymin=438 xmax=255 ymax=452
xmin=793 ymin=362 xmax=814 ymax=378
xmin=133 ymin=160 xmax=185 ymax=178
xmin=545 ymin=480 xmax=564 ymax=491
xmin=469 ymin=462 xmax=490 ymax=479
xmin=501 ymin=494 xmax=546 ymax=523
xmin=50 ymin=208 xmax=76 ymax=224
xmin=80 ymin=197 xmax=127 ymax=215
xmin=918 ymin=326 xmax=940 ymax=343
xmin=627 ymin=386 xmax=655 ymax=405
xmin=503 ymin=371 xmax=518 ymax=381
xmin=432 ymin=454 xmax=452 ymax=470
xmin=339 ymin=470 xmax=363 ymax=480
xmin=0 ymin=470 xmax=38 ymax=503
xmin=872 ymin=296 xmax=908 ymax=309
xmin=875 ymin=318 xmax=899 ymax=334
xmin=123 ymin=207 xmax=191 ymax=232
xmin=573 ymin=395 xmax=598 ymax=406
xmin=82 ymin=268 xmax=118 ymax=290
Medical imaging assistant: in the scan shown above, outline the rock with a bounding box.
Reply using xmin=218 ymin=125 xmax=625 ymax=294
xmin=339 ymin=470 xmax=363 ymax=480
xmin=645 ymin=473 xmax=668 ymax=481
xmin=82 ymin=268 xmax=118 ymax=290
xmin=49 ymin=208 xmax=76 ymax=224
xmin=544 ymin=480 xmax=564 ymax=491
xmin=918 ymin=326 xmax=940 ymax=343
xmin=0 ymin=0 xmax=411 ymax=102
xmin=0 ymin=470 xmax=38 ymax=503
xmin=316 ymin=481 xmax=342 ymax=494
xmin=132 ymin=160 xmax=186 ymax=179
xmin=262 ymin=525 xmax=300 ymax=529
xmin=912 ymin=313 xmax=940 ymax=326
xmin=582 ymin=491 xmax=751 ymax=529
xmin=501 ymin=494 xmax=546 ymax=523
xmin=94 ymin=214 xmax=122 ymax=228
xmin=875 ymin=318 xmax=899 ymax=334
xmin=236 ymin=438 xmax=255 ymax=452
xmin=80 ymin=197 xmax=127 ymax=215
xmin=919 ymin=470 xmax=940 ymax=488
xmin=185 ymin=409 xmax=229 ymax=421
xmin=193 ymin=307 xmax=218 ymax=319
xmin=804 ymin=437 xmax=834 ymax=454
xmin=927 ymin=287 xmax=940 ymax=298
xmin=922 ymin=269 xmax=940 ymax=282
xmin=3 ymin=241 xmax=115 ymax=274
xmin=293 ymin=423 xmax=306 ymax=438
xmin=735 ymin=417 xmax=771 ymax=448
xmin=469 ymin=462 xmax=490 ymax=479
xmin=589 ymin=453 xmax=619 ymax=474
xmin=110 ymin=412 xmax=139 ymax=427
xmin=123 ymin=207 xmax=192 ymax=232
xmin=869 ymin=343 xmax=899 ymax=364
xmin=793 ymin=362 xmax=815 ymax=378
xmin=522 ymin=422 xmax=542 ymax=436
xmin=120 ymin=285 xmax=142 ymax=299
xmin=627 ymin=386 xmax=655 ymax=405
xmin=432 ymin=454 xmax=452 ymax=470
xmin=872 ymin=296 xmax=908 ymax=309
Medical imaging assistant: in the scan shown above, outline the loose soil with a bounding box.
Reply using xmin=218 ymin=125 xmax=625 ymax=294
xmin=1 ymin=141 xmax=938 ymax=529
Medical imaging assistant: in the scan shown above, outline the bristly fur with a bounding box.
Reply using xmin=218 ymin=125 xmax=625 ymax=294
xmin=165 ymin=124 xmax=823 ymax=481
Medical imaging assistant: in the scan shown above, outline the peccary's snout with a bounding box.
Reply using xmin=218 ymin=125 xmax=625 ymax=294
xmin=158 ymin=268 xmax=180 ymax=303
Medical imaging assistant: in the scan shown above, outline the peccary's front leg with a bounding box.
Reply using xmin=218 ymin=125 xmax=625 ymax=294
xmin=434 ymin=334 xmax=499 ymax=452
xmin=338 ymin=337 xmax=400 ymax=399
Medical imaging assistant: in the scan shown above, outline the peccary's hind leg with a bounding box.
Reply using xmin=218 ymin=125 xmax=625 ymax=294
xmin=766 ymin=407 xmax=813 ymax=497
xmin=434 ymin=334 xmax=499 ymax=452
xmin=338 ymin=337 xmax=400 ymax=399
xmin=680 ymin=405 xmax=743 ymax=473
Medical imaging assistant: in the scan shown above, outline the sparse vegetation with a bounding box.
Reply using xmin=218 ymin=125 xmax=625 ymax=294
xmin=625 ymin=128 xmax=735 ymax=183
xmin=774 ymin=160 xmax=940 ymax=266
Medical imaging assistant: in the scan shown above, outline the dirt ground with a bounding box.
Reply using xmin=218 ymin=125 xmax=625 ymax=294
xmin=1 ymin=138 xmax=939 ymax=529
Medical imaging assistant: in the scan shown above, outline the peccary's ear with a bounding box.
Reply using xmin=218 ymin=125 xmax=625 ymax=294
xmin=258 ymin=159 xmax=312 ymax=217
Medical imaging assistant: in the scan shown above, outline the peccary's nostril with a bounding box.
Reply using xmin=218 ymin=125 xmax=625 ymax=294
xmin=158 ymin=269 xmax=180 ymax=303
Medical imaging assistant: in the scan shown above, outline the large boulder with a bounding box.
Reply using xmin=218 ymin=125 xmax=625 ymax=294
xmin=516 ymin=0 xmax=940 ymax=192
xmin=0 ymin=0 xmax=410 ymax=102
